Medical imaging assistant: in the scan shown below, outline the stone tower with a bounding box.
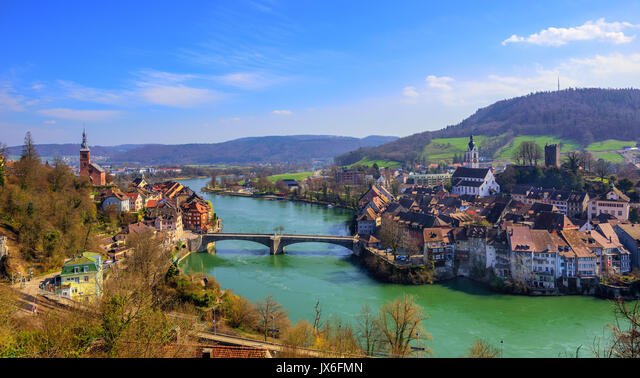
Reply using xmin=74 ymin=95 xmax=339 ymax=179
xmin=544 ymin=143 xmax=560 ymax=168
xmin=464 ymin=135 xmax=479 ymax=168
xmin=79 ymin=129 xmax=91 ymax=178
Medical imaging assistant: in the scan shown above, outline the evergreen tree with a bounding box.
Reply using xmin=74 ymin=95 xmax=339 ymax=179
xmin=21 ymin=131 xmax=38 ymax=161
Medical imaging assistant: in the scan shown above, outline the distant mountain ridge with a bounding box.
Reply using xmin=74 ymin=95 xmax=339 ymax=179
xmin=336 ymin=88 xmax=640 ymax=165
xmin=7 ymin=135 xmax=398 ymax=165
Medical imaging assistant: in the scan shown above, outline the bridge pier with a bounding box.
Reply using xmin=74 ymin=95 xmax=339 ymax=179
xmin=271 ymin=236 xmax=284 ymax=255
xmin=352 ymin=241 xmax=362 ymax=256
xmin=206 ymin=241 xmax=216 ymax=254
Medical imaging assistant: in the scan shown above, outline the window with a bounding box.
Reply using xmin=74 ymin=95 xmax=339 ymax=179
xmin=73 ymin=267 xmax=79 ymax=274
xmin=84 ymin=276 xmax=89 ymax=282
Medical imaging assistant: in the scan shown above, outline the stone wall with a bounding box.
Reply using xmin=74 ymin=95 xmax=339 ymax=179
xmin=356 ymin=247 xmax=435 ymax=285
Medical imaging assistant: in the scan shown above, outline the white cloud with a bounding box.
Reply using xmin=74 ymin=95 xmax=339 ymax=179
xmin=135 ymin=70 xmax=198 ymax=83
xmin=0 ymin=88 xmax=24 ymax=112
xmin=31 ymin=82 xmax=45 ymax=91
xmin=426 ymin=75 xmax=454 ymax=90
xmin=503 ymin=18 xmax=639 ymax=46
xmin=38 ymin=108 xmax=121 ymax=121
xmin=272 ymin=109 xmax=292 ymax=115
xmin=139 ymin=85 xmax=221 ymax=108
xmin=402 ymin=86 xmax=419 ymax=98
xmin=560 ymin=53 xmax=640 ymax=81
xmin=404 ymin=51 xmax=640 ymax=109
xmin=57 ymin=80 xmax=126 ymax=105
xmin=215 ymin=71 xmax=286 ymax=90
xmin=43 ymin=120 xmax=57 ymax=125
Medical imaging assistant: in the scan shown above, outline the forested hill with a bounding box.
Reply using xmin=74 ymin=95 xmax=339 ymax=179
xmin=7 ymin=135 xmax=397 ymax=165
xmin=107 ymin=135 xmax=397 ymax=165
xmin=335 ymin=88 xmax=640 ymax=165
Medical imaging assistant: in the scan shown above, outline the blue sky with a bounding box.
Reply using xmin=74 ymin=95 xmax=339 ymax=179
xmin=1 ymin=0 xmax=640 ymax=146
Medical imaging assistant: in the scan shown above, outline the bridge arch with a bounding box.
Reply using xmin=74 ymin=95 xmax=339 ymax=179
xmin=200 ymin=233 xmax=358 ymax=255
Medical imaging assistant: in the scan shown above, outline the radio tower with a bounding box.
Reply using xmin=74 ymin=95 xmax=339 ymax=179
xmin=557 ymin=76 xmax=560 ymax=91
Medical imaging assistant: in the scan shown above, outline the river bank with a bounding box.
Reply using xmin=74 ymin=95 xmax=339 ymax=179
xmin=201 ymin=186 xmax=356 ymax=210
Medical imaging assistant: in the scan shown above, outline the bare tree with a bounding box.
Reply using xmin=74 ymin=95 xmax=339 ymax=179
xmin=468 ymin=339 xmax=501 ymax=358
xmin=376 ymin=294 xmax=429 ymax=357
xmin=313 ymin=300 xmax=322 ymax=334
xmin=595 ymin=159 xmax=611 ymax=183
xmin=255 ymin=295 xmax=289 ymax=341
xmin=356 ymin=304 xmax=384 ymax=356
xmin=379 ymin=218 xmax=404 ymax=257
xmin=580 ymin=151 xmax=595 ymax=172
xmin=513 ymin=141 xmax=543 ymax=166
xmin=599 ymin=299 xmax=640 ymax=358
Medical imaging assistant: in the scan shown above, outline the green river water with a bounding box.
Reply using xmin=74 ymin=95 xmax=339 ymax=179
xmin=179 ymin=178 xmax=619 ymax=357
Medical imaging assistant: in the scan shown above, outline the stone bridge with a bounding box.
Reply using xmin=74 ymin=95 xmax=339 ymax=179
xmin=198 ymin=233 xmax=360 ymax=255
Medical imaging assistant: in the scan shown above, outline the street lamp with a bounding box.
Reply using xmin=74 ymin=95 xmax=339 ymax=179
xmin=268 ymin=314 xmax=280 ymax=341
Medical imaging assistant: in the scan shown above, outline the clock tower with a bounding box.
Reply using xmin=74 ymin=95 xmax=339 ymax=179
xmin=464 ymin=135 xmax=479 ymax=168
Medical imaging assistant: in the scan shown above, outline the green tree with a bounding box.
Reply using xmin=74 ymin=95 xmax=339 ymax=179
xmin=563 ymin=151 xmax=583 ymax=174
xmin=618 ymin=178 xmax=634 ymax=192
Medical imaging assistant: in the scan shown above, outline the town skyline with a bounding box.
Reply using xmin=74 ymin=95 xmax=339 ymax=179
xmin=2 ymin=0 xmax=640 ymax=146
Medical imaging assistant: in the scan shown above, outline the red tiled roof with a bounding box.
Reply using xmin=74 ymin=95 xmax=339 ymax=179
xmin=423 ymin=228 xmax=452 ymax=243
xmin=125 ymin=192 xmax=139 ymax=200
xmin=560 ymin=229 xmax=595 ymax=258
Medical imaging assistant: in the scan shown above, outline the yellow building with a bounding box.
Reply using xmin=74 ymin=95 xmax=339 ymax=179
xmin=57 ymin=252 xmax=103 ymax=301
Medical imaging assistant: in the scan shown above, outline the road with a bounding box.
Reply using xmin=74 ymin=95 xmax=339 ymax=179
xmin=196 ymin=331 xmax=370 ymax=358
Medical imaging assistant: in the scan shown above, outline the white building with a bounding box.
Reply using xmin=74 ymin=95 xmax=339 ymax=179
xmin=451 ymin=167 xmax=500 ymax=197
xmin=507 ymin=226 xmax=562 ymax=291
xmin=588 ymin=186 xmax=630 ymax=221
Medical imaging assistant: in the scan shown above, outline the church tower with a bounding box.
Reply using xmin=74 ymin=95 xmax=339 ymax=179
xmin=79 ymin=129 xmax=91 ymax=178
xmin=464 ymin=135 xmax=479 ymax=168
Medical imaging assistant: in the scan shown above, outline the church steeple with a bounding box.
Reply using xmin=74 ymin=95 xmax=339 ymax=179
xmin=464 ymin=134 xmax=479 ymax=168
xmin=81 ymin=128 xmax=89 ymax=151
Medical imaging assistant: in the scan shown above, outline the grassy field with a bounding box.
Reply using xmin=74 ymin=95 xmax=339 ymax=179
xmin=347 ymin=158 xmax=401 ymax=169
xmin=267 ymin=171 xmax=314 ymax=183
xmin=422 ymin=136 xmax=489 ymax=162
xmin=495 ymin=135 xmax=580 ymax=161
xmin=586 ymin=139 xmax=636 ymax=152
xmin=591 ymin=151 xmax=625 ymax=163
